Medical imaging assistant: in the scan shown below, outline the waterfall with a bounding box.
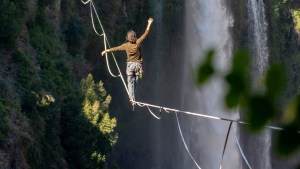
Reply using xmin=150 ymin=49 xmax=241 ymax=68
xmin=248 ymin=0 xmax=269 ymax=76
xmin=244 ymin=0 xmax=271 ymax=169
xmin=183 ymin=0 xmax=240 ymax=168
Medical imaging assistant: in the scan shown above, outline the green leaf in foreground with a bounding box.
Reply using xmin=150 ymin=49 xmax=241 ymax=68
xmin=225 ymin=49 xmax=250 ymax=108
xmin=196 ymin=50 xmax=215 ymax=85
xmin=248 ymin=95 xmax=274 ymax=131
xmin=275 ymin=126 xmax=300 ymax=156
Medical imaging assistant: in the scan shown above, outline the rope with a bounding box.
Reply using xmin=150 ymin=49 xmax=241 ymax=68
xmin=233 ymin=124 xmax=253 ymax=169
xmin=89 ymin=2 xmax=102 ymax=36
xmin=89 ymin=1 xmax=106 ymax=36
xmin=81 ymin=0 xmax=91 ymax=5
xmin=136 ymin=102 xmax=146 ymax=107
xmin=104 ymin=36 xmax=129 ymax=94
xmin=175 ymin=112 xmax=202 ymax=169
xmin=133 ymin=101 xmax=285 ymax=131
xmin=103 ymin=34 xmax=119 ymax=77
xmin=146 ymin=106 xmax=161 ymax=119
xmin=219 ymin=122 xmax=232 ymax=169
xmin=84 ymin=0 xmax=129 ymax=94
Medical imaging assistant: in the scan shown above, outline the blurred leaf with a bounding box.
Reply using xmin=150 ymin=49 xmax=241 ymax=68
xmin=226 ymin=72 xmax=246 ymax=92
xmin=266 ymin=64 xmax=286 ymax=97
xmin=232 ymin=48 xmax=250 ymax=73
xmin=275 ymin=126 xmax=300 ymax=156
xmin=225 ymin=89 xmax=240 ymax=108
xmin=196 ymin=50 xmax=215 ymax=85
xmin=225 ymin=72 xmax=247 ymax=108
xmin=282 ymin=97 xmax=298 ymax=125
xmin=248 ymin=95 xmax=274 ymax=131
xmin=225 ymin=49 xmax=250 ymax=108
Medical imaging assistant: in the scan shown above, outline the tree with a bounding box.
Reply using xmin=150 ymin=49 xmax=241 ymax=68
xmin=79 ymin=73 xmax=118 ymax=168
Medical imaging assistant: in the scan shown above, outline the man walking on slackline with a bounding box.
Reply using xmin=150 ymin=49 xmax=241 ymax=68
xmin=101 ymin=17 xmax=154 ymax=108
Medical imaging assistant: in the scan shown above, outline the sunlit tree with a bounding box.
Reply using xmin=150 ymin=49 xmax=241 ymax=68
xmin=80 ymin=74 xmax=118 ymax=167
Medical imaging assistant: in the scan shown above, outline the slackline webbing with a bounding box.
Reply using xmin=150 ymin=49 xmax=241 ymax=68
xmin=219 ymin=122 xmax=232 ymax=169
xmin=175 ymin=112 xmax=201 ymax=169
xmin=233 ymin=124 xmax=253 ymax=169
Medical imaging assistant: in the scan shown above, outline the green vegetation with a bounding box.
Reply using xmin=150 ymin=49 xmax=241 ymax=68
xmin=60 ymin=74 xmax=118 ymax=169
xmin=0 ymin=0 xmax=120 ymax=168
xmin=291 ymin=9 xmax=300 ymax=34
xmin=81 ymin=74 xmax=117 ymax=136
xmin=80 ymin=74 xmax=117 ymax=167
xmin=29 ymin=21 xmax=72 ymax=94
xmin=267 ymin=0 xmax=300 ymax=98
xmin=0 ymin=90 xmax=9 ymax=143
xmin=196 ymin=50 xmax=215 ymax=84
xmin=0 ymin=0 xmax=27 ymax=49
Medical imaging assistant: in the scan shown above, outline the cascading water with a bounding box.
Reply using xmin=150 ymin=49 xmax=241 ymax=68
xmin=241 ymin=0 xmax=271 ymax=169
xmin=183 ymin=0 xmax=240 ymax=168
xmin=248 ymin=0 xmax=269 ymax=76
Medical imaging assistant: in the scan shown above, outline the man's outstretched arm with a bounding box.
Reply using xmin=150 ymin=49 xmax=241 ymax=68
xmin=137 ymin=17 xmax=154 ymax=44
xmin=146 ymin=17 xmax=154 ymax=31
xmin=101 ymin=44 xmax=126 ymax=56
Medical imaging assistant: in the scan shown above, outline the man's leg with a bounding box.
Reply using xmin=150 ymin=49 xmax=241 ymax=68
xmin=127 ymin=74 xmax=135 ymax=101
xmin=134 ymin=74 xmax=139 ymax=96
xmin=134 ymin=75 xmax=138 ymax=100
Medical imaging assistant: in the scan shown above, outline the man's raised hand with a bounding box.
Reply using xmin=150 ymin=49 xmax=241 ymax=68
xmin=148 ymin=17 xmax=154 ymax=25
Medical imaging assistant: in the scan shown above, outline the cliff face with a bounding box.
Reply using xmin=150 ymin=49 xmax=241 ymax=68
xmin=0 ymin=0 xmax=184 ymax=168
xmin=0 ymin=0 xmax=137 ymax=168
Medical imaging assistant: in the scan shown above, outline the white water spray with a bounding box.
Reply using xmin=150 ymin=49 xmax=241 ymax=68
xmin=183 ymin=0 xmax=239 ymax=168
xmin=248 ymin=0 xmax=269 ymax=76
xmin=247 ymin=0 xmax=271 ymax=168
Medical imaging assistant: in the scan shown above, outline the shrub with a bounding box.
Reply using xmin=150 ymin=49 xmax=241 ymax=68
xmin=0 ymin=81 xmax=10 ymax=143
xmin=0 ymin=0 xmax=23 ymax=49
